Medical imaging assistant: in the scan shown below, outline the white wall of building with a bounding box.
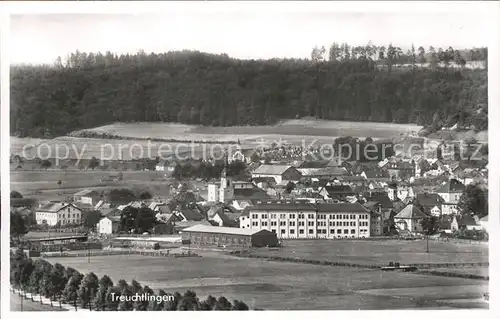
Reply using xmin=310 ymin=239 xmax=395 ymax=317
xmin=98 ymin=218 xmax=113 ymax=234
xmin=244 ymin=209 xmax=371 ymax=239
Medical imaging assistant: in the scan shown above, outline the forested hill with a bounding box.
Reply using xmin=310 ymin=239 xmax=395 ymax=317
xmin=10 ymin=47 xmax=487 ymax=138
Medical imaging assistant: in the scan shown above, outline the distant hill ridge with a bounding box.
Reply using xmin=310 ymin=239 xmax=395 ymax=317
xmin=10 ymin=48 xmax=487 ymax=138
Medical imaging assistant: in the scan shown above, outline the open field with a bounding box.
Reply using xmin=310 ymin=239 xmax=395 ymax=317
xmin=426 ymin=267 xmax=489 ymax=277
xmin=11 ymin=170 xmax=173 ymax=200
xmin=48 ymin=254 xmax=487 ymax=310
xmin=252 ymin=240 xmax=488 ymax=266
xmin=85 ymin=120 xmax=423 ymax=140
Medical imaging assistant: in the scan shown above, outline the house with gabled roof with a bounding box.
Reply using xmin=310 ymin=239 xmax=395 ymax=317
xmin=415 ymin=192 xmax=445 ymax=217
xmin=451 ymin=214 xmax=483 ymax=231
xmin=252 ymin=164 xmax=302 ymax=184
xmin=360 ymin=168 xmax=391 ymax=182
xmin=436 ymin=178 xmax=465 ymax=215
xmin=74 ymin=189 xmax=101 ymax=206
xmin=319 ymin=185 xmax=355 ymax=201
xmin=35 ymin=202 xmax=83 ymax=226
xmin=207 ymin=202 xmax=241 ymax=227
xmin=394 ymin=204 xmax=427 ymax=233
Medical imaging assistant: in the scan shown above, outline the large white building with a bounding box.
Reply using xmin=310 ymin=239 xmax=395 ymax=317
xmin=436 ymin=179 xmax=465 ymax=215
xmin=243 ymin=200 xmax=371 ymax=239
xmin=35 ymin=202 xmax=83 ymax=226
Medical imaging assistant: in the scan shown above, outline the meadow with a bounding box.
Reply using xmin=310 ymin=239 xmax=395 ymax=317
xmin=81 ymin=119 xmax=423 ymax=142
xmin=251 ymin=239 xmax=488 ymax=266
xmin=47 ymin=254 xmax=488 ymax=310
xmin=10 ymin=170 xmax=172 ymax=200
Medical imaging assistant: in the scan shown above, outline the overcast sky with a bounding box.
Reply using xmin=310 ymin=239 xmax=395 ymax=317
xmin=8 ymin=3 xmax=493 ymax=65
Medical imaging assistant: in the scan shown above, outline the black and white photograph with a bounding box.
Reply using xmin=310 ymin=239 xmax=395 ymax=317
xmin=1 ymin=0 xmax=498 ymax=314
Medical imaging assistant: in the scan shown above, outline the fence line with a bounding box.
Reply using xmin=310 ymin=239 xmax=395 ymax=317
xmin=229 ymin=251 xmax=489 ymax=270
xmin=41 ymin=249 xmax=200 ymax=258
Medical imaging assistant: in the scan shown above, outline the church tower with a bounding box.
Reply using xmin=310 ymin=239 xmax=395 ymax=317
xmin=219 ymin=153 xmax=234 ymax=203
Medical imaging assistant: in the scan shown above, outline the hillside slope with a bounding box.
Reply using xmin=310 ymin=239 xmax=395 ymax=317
xmin=10 ymin=50 xmax=487 ymax=138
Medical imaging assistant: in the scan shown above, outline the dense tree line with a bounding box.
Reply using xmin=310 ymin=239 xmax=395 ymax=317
xmin=10 ymin=42 xmax=487 ymax=138
xmin=10 ymin=249 xmax=250 ymax=310
xmin=173 ymin=160 xmax=249 ymax=181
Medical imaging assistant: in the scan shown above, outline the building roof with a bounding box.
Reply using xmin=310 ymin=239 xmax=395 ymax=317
xmin=363 ymin=201 xmax=381 ymax=209
xmin=177 ymin=207 xmax=205 ymax=221
xmin=298 ymin=160 xmax=330 ymax=169
xmin=457 ymin=215 xmax=479 ymax=226
xmin=73 ymin=202 xmax=94 ymax=211
xmin=103 ymin=215 xmax=121 ymax=222
xmin=324 ymin=185 xmax=355 ymax=196
xmin=37 ymin=202 xmax=81 ymax=213
xmin=395 ymin=204 xmax=427 ymax=219
xmin=298 ymin=167 xmax=348 ymax=177
xmin=252 ymin=177 xmax=276 ymax=184
xmin=316 ymin=203 xmax=368 ymax=213
xmin=233 ymin=187 xmax=271 ymax=200
xmin=74 ymin=189 xmax=99 ymax=197
xmin=182 ymin=224 xmax=273 ymax=236
xmin=249 ymin=200 xmax=316 ymax=212
xmin=207 ymin=202 xmax=239 ymax=219
xmin=174 ymin=220 xmax=212 ymax=229
xmin=363 ymin=168 xmax=389 ymax=179
xmin=435 ymin=179 xmax=466 ymax=194
xmin=385 ymin=162 xmax=415 ymax=170
xmin=337 ymin=176 xmax=367 ymax=182
xmin=253 ymin=165 xmax=295 ymax=176
xmin=415 ymin=193 xmax=445 ymax=207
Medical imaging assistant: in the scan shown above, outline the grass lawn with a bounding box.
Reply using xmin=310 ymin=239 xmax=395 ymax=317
xmin=10 ymin=293 xmax=67 ymax=312
xmin=251 ymin=240 xmax=488 ymax=266
xmin=87 ymin=120 xmax=422 ymax=140
xmin=426 ymin=267 xmax=489 ymax=277
xmin=10 ymin=170 xmax=172 ymax=199
xmin=47 ymin=254 xmax=487 ymax=310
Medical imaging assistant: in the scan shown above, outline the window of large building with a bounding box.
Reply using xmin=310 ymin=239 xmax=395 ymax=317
xmin=262 ymin=214 xmax=268 ymax=219
xmin=351 ymin=229 xmax=356 ymax=234
xmin=299 ymin=221 xmax=305 ymax=226
xmin=290 ymin=221 xmax=296 ymax=226
xmin=271 ymin=229 xmax=276 ymax=233
xmin=337 ymin=229 xmax=342 ymax=234
xmin=290 ymin=229 xmax=295 ymax=234
xmin=290 ymin=214 xmax=295 ymax=219
xmin=271 ymin=221 xmax=277 ymax=226
xmin=330 ymin=229 xmax=335 ymax=234
xmin=299 ymin=229 xmax=304 ymax=234
xmin=281 ymin=229 xmax=286 ymax=234
xmin=271 ymin=214 xmax=277 ymax=219
xmin=308 ymin=229 xmax=314 ymax=234
xmin=308 ymin=214 xmax=315 ymax=219
xmin=298 ymin=213 xmax=304 ymax=219
xmin=280 ymin=221 xmax=286 ymax=226
xmin=280 ymin=214 xmax=286 ymax=219
xmin=308 ymin=221 xmax=314 ymax=226
xmin=252 ymin=214 xmax=258 ymax=219
xmin=344 ymin=229 xmax=349 ymax=234
xmin=262 ymin=221 xmax=268 ymax=226
xmin=252 ymin=221 xmax=258 ymax=226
